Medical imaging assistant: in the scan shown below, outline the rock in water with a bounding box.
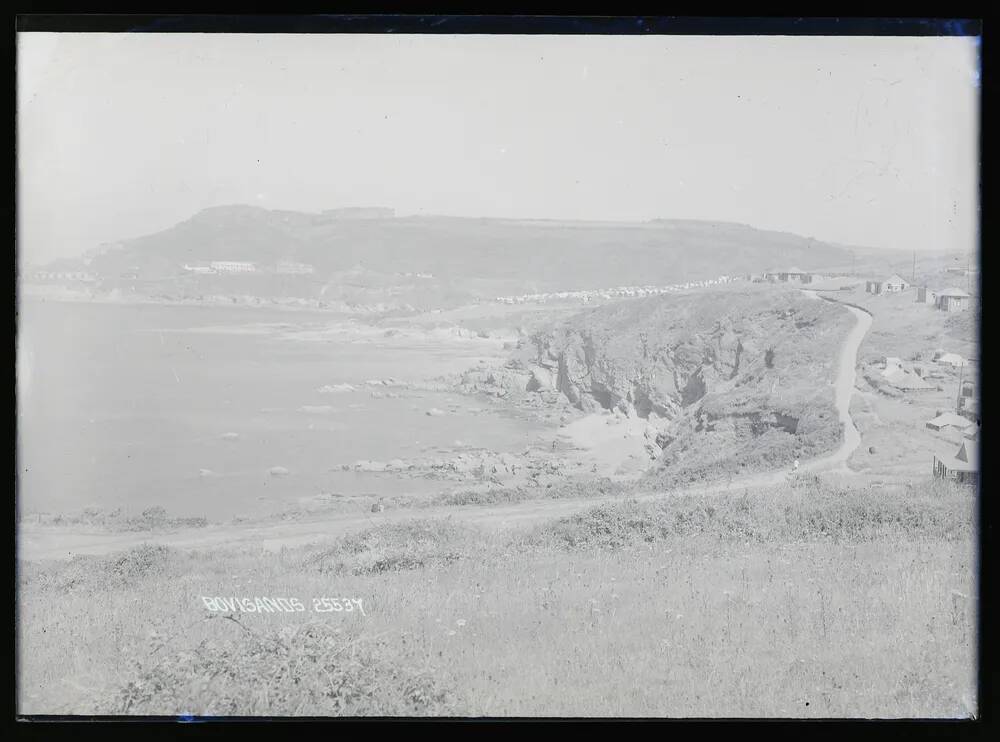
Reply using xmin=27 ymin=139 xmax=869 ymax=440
xmin=268 ymin=466 xmax=290 ymax=477
xmin=426 ymin=408 xmax=445 ymax=416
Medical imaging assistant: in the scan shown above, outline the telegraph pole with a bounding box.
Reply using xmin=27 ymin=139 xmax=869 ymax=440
xmin=911 ymin=250 xmax=916 ymax=284
xmin=956 ymin=363 xmax=964 ymax=413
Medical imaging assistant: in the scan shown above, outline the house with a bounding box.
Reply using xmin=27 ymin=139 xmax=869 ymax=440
xmin=925 ymin=412 xmax=974 ymax=432
xmin=958 ymin=393 xmax=979 ymax=425
xmin=866 ymin=274 xmax=910 ymax=295
xmin=183 ymin=263 xmax=216 ymax=275
xmin=936 ymin=288 xmax=971 ymax=312
xmin=934 ymin=351 xmax=967 ymax=367
xmin=883 ymin=367 xmax=933 ymax=392
xmin=776 ymin=267 xmax=810 ymax=283
xmin=209 ymin=261 xmax=256 ymax=274
xmin=913 ymin=363 xmax=944 ymax=380
xmin=916 ymin=286 xmax=939 ymax=304
xmin=933 ymin=439 xmax=979 ymax=485
xmin=880 ymin=356 xmax=904 ymax=373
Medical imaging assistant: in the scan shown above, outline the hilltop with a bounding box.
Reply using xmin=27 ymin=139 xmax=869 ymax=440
xmin=35 ymin=206 xmax=899 ymax=307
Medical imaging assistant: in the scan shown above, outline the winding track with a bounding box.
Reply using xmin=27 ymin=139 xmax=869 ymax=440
xmin=18 ymin=297 xmax=873 ymax=562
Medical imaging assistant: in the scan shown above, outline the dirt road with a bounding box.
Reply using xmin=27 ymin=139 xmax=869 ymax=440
xmin=18 ymin=299 xmax=873 ymax=562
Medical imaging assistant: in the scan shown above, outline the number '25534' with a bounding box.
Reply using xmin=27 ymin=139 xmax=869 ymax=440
xmin=312 ymin=597 xmax=366 ymax=615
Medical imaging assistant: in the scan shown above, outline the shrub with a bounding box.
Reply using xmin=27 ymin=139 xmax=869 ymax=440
xmin=112 ymin=621 xmax=456 ymax=716
xmin=531 ymin=479 xmax=973 ymax=549
xmin=43 ymin=544 xmax=178 ymax=592
xmin=303 ymin=519 xmax=479 ymax=575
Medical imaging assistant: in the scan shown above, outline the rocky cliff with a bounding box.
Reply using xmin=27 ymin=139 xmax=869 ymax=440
xmin=502 ymin=286 xmax=855 ymax=483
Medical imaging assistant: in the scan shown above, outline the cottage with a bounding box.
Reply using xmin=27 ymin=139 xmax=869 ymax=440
xmin=916 ymin=286 xmax=939 ymax=304
xmin=912 ymin=363 xmax=943 ymax=380
xmin=933 ymin=439 xmax=978 ymax=485
xmin=880 ymin=356 xmax=904 ymax=373
xmin=777 ymin=267 xmax=810 ymax=283
xmin=925 ymin=412 xmax=974 ymax=432
xmin=866 ymin=274 xmax=910 ymax=295
xmin=183 ymin=263 xmax=215 ymax=275
xmin=958 ymin=394 xmax=979 ymax=425
xmin=934 ymin=352 xmax=967 ymax=367
xmin=936 ymin=288 xmax=971 ymax=312
xmin=883 ymin=367 xmax=933 ymax=392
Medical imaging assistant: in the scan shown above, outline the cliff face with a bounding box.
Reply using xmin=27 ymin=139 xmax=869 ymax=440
xmin=517 ymin=286 xmax=855 ymax=483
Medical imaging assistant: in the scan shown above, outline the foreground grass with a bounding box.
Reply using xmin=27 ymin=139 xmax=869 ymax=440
xmin=18 ymin=479 xmax=977 ymax=717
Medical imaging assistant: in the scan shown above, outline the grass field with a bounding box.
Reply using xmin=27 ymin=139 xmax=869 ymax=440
xmin=17 ymin=478 xmax=977 ymax=718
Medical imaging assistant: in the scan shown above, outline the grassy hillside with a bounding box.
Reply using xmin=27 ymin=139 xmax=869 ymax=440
xmin=18 ymin=478 xmax=975 ymax=717
xmin=71 ymin=206 xmax=888 ymax=297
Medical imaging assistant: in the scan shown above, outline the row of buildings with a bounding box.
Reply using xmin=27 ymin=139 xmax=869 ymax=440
xmin=181 ymin=260 xmax=316 ymax=276
xmin=759 ymin=267 xmax=824 ymax=283
xmin=864 ymin=274 xmax=973 ymax=312
xmin=31 ymin=270 xmax=97 ymax=282
xmin=494 ymin=275 xmax=740 ymax=305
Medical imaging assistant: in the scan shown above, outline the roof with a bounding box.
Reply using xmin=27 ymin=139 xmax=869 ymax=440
xmin=956 ymin=440 xmax=978 ymax=468
xmin=937 ymin=439 xmax=978 ymax=472
xmin=884 ymin=368 xmax=933 ymax=390
xmin=927 ymin=412 xmax=973 ymax=429
xmin=937 ymin=452 xmax=977 ymax=473
xmin=939 ymin=287 xmax=971 ymax=298
xmin=935 ymin=353 xmax=966 ymax=365
xmin=885 ymin=274 xmax=908 ymax=284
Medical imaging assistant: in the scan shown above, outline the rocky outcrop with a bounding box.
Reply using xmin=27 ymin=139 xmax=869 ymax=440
xmin=342 ymin=450 xmax=567 ymax=488
xmin=526 ymin=290 xmax=790 ymax=418
xmin=519 ymin=287 xmax=855 ymax=481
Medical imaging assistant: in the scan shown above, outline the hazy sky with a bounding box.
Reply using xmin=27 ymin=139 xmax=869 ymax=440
xmin=17 ymin=32 xmax=979 ymax=264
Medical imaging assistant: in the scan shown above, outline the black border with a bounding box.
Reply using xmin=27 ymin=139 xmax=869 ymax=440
xmin=12 ymin=15 xmax=986 ymax=35
xmin=7 ymin=11 xmax=992 ymax=735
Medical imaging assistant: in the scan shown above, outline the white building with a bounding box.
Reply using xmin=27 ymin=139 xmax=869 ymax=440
xmin=210 ymin=261 xmax=257 ymax=274
xmin=183 ymin=263 xmax=216 ymax=275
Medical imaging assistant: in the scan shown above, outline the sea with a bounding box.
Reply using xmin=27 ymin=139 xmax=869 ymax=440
xmin=16 ymin=299 xmax=543 ymax=520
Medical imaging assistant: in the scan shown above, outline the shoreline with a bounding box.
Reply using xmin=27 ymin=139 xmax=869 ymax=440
xmin=17 ymin=292 xmax=880 ymax=559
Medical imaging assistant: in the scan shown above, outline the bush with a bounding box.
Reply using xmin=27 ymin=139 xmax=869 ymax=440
xmin=531 ymin=479 xmax=973 ymax=549
xmin=428 ymin=478 xmax=630 ymax=508
xmin=112 ymin=621 xmax=456 ymax=716
xmin=303 ymin=519 xmax=479 ymax=575
xmin=44 ymin=544 xmax=178 ymax=592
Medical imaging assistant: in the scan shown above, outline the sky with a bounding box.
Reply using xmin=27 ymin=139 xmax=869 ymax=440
xmin=17 ymin=32 xmax=980 ymax=264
